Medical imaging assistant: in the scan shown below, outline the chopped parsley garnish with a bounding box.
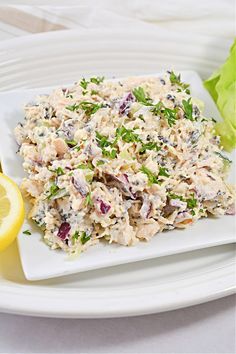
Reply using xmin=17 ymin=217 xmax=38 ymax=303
xmin=74 ymin=146 xmax=81 ymax=152
xmin=162 ymin=107 xmax=178 ymax=127
xmin=138 ymin=114 xmax=145 ymax=122
xmin=78 ymin=101 xmax=103 ymax=116
xmin=77 ymin=161 xmax=94 ymax=170
xmin=168 ymin=193 xmax=183 ymax=201
xmin=80 ymin=231 xmax=91 ymax=245
xmin=65 ymin=104 xmax=80 ymax=112
xmin=72 ymin=231 xmax=80 ymax=240
xmin=158 ymin=167 xmax=170 ymax=177
xmin=150 ymin=101 xmax=163 ymax=115
xmin=72 ymin=230 xmax=91 ymax=245
xmin=79 ymin=76 xmax=104 ymax=92
xmin=96 ymin=132 xmax=112 ymax=148
xmin=80 ymin=78 xmax=89 ymax=90
xmin=23 ymin=230 xmax=31 ymax=235
xmin=182 ymin=98 xmax=194 ymax=121
xmin=54 ymin=167 xmax=65 ymax=176
xmin=96 ymin=160 xmax=105 ymax=166
xmin=91 ymin=90 xmax=99 ymax=95
xmin=47 ymin=183 xmax=68 ymax=200
xmin=65 ymin=139 xmax=77 ymax=147
xmin=139 ymin=142 xmax=160 ymax=154
xmin=116 ymin=126 xmax=141 ymax=143
xmin=140 ymin=166 xmax=159 ymax=185
xmin=214 ymin=151 xmax=232 ymax=163
xmin=96 ymin=132 xmax=117 ymax=159
xmin=102 ymin=148 xmax=117 ymax=159
xmin=85 ymin=192 xmax=93 ymax=206
xmin=66 ymin=101 xmax=103 ymax=116
xmin=90 ymin=76 xmax=104 ymax=85
xmin=132 ymin=87 xmax=153 ymax=106
xmin=169 ymin=70 xmax=190 ymax=92
xmin=151 ymin=102 xmax=178 ymax=127
xmin=186 ymin=195 xmax=197 ymax=209
xmin=47 ymin=183 xmax=59 ymax=199
xmin=169 ymin=193 xmax=197 ymax=212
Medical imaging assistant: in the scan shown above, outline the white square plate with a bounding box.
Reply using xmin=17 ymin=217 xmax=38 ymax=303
xmin=0 ymin=70 xmax=235 ymax=281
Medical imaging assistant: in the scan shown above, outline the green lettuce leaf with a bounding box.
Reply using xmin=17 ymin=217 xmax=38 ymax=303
xmin=204 ymin=39 xmax=236 ymax=151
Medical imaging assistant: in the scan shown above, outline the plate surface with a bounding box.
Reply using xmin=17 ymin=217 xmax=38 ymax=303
xmin=0 ymin=71 xmax=235 ymax=281
xmin=0 ymin=28 xmax=235 ymax=317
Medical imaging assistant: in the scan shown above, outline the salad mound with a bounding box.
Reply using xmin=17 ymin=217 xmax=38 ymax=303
xmin=15 ymin=72 xmax=235 ymax=254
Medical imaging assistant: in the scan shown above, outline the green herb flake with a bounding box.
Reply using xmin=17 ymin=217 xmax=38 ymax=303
xmin=23 ymin=230 xmax=31 ymax=236
xmin=182 ymin=98 xmax=194 ymax=121
xmin=96 ymin=132 xmax=117 ymax=159
xmin=80 ymin=231 xmax=91 ymax=245
xmin=65 ymin=139 xmax=77 ymax=147
xmin=96 ymin=160 xmax=105 ymax=166
xmin=116 ymin=126 xmax=141 ymax=143
xmin=65 ymin=104 xmax=80 ymax=112
xmin=151 ymin=101 xmax=178 ymax=127
xmin=80 ymin=78 xmax=89 ymax=90
xmin=91 ymin=90 xmax=99 ymax=95
xmin=85 ymin=192 xmax=93 ymax=206
xmin=132 ymin=87 xmax=153 ymax=106
xmin=55 ymin=167 xmax=65 ymax=176
xmin=150 ymin=101 xmax=164 ymax=116
xmin=46 ymin=183 xmax=68 ymax=200
xmin=96 ymin=132 xmax=111 ymax=148
xmin=90 ymin=76 xmax=104 ymax=85
xmin=140 ymin=166 xmax=159 ymax=185
xmin=102 ymin=148 xmax=117 ymax=159
xmin=77 ymin=162 xmax=93 ymax=170
xmin=138 ymin=114 xmax=145 ymax=122
xmin=72 ymin=231 xmax=80 ymax=241
xmin=78 ymin=101 xmax=103 ymax=116
xmin=158 ymin=167 xmax=170 ymax=177
xmin=47 ymin=183 xmax=59 ymax=199
xmin=139 ymin=142 xmax=160 ymax=154
xmin=66 ymin=101 xmax=103 ymax=116
xmin=163 ymin=107 xmax=178 ymax=127
xmin=169 ymin=192 xmax=197 ymax=211
xmin=169 ymin=70 xmax=190 ymax=92
xmin=186 ymin=195 xmax=197 ymax=209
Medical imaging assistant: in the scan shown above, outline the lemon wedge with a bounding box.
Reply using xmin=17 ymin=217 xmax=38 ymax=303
xmin=0 ymin=173 xmax=25 ymax=252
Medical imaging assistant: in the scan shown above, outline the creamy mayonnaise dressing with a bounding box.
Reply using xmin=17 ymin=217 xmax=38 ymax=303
xmin=14 ymin=72 xmax=235 ymax=254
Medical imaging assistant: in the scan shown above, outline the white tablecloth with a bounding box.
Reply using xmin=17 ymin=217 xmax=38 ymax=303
xmin=0 ymin=2 xmax=235 ymax=353
xmin=0 ymin=296 xmax=235 ymax=353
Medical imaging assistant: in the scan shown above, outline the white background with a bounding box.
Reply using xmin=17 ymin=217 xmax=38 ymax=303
xmin=0 ymin=2 xmax=235 ymax=353
xmin=0 ymin=295 xmax=235 ymax=353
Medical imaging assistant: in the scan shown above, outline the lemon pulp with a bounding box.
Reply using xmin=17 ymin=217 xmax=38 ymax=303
xmin=0 ymin=173 xmax=25 ymax=252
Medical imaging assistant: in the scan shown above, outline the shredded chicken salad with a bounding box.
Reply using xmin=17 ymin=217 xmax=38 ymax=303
xmin=14 ymin=72 xmax=235 ymax=254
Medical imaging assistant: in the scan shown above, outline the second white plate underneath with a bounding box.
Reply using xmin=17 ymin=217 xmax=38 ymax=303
xmin=0 ymin=28 xmax=235 ymax=318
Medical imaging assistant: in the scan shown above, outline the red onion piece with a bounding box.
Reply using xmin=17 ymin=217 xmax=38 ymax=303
xmin=119 ymin=92 xmax=134 ymax=115
xmin=100 ymin=200 xmax=111 ymax=214
xmin=57 ymin=222 xmax=71 ymax=240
